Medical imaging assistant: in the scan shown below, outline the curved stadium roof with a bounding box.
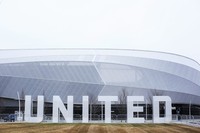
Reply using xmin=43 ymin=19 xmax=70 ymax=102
xmin=0 ymin=49 xmax=200 ymax=104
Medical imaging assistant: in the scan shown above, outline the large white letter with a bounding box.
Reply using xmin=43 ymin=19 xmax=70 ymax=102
xmin=153 ymin=96 xmax=172 ymax=123
xmin=53 ymin=96 xmax=73 ymax=123
xmin=127 ymin=96 xmax=144 ymax=123
xmin=25 ymin=95 xmax=44 ymax=123
xmin=82 ymin=96 xmax=89 ymax=123
xmin=98 ymin=96 xmax=118 ymax=123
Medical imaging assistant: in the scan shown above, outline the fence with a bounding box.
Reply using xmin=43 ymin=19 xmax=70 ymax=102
xmin=1 ymin=113 xmax=200 ymax=123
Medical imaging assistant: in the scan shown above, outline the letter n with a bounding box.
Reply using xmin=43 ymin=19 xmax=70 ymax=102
xmin=52 ymin=96 xmax=73 ymax=123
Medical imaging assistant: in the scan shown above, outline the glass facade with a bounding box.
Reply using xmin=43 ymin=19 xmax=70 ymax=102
xmin=0 ymin=49 xmax=200 ymax=106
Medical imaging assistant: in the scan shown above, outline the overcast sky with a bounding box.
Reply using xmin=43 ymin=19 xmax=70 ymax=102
xmin=0 ymin=0 xmax=200 ymax=62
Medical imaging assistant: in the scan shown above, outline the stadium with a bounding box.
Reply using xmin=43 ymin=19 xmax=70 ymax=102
xmin=0 ymin=49 xmax=200 ymax=121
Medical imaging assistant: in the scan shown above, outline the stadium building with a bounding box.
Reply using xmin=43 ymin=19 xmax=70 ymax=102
xmin=0 ymin=49 xmax=200 ymax=120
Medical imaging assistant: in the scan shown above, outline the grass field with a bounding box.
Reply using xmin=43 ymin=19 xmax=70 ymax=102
xmin=0 ymin=123 xmax=199 ymax=133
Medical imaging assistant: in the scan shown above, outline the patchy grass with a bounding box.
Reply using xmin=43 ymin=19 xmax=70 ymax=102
xmin=0 ymin=123 xmax=199 ymax=133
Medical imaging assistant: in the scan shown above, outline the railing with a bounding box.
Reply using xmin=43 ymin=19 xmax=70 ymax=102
xmin=1 ymin=114 xmax=200 ymax=123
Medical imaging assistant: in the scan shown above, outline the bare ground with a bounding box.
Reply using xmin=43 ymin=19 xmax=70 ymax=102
xmin=0 ymin=123 xmax=199 ymax=133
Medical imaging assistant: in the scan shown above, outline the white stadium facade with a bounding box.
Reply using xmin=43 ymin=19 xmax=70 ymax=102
xmin=0 ymin=49 xmax=200 ymax=120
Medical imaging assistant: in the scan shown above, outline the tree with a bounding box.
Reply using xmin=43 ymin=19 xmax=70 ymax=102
xmin=87 ymin=92 xmax=100 ymax=120
xmin=117 ymin=88 xmax=133 ymax=116
xmin=42 ymin=89 xmax=48 ymax=114
xmin=20 ymin=89 xmax=25 ymax=112
xmin=147 ymin=89 xmax=164 ymax=117
xmin=147 ymin=89 xmax=163 ymax=104
xmin=118 ymin=88 xmax=129 ymax=104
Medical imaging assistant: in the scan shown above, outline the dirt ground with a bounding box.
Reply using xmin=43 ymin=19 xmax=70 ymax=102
xmin=0 ymin=123 xmax=199 ymax=133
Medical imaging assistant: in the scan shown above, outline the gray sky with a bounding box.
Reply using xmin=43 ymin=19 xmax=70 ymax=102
xmin=0 ymin=0 xmax=200 ymax=62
